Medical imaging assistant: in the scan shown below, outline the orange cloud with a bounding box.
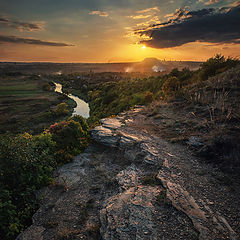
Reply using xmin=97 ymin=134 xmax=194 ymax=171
xmin=89 ymin=11 xmax=109 ymax=17
xmin=128 ymin=14 xmax=151 ymax=20
xmin=205 ymin=0 xmax=219 ymax=5
xmin=136 ymin=7 xmax=160 ymax=14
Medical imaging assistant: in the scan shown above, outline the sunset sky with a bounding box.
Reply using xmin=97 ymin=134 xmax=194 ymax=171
xmin=0 ymin=0 xmax=240 ymax=62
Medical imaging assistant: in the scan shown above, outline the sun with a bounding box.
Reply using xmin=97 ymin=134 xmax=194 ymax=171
xmin=142 ymin=45 xmax=146 ymax=49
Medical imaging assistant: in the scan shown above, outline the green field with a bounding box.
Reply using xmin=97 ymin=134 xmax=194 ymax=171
xmin=0 ymin=75 xmax=75 ymax=134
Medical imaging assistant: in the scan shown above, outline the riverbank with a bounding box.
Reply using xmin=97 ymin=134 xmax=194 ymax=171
xmin=54 ymin=82 xmax=90 ymax=118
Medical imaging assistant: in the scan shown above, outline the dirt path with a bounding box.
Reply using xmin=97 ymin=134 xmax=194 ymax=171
xmin=18 ymin=106 xmax=240 ymax=240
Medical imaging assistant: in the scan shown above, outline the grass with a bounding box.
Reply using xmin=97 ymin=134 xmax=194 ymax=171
xmin=0 ymin=90 xmax=41 ymax=95
xmin=0 ymin=74 xmax=75 ymax=134
xmin=0 ymin=83 xmax=38 ymax=91
xmin=183 ymin=66 xmax=240 ymax=177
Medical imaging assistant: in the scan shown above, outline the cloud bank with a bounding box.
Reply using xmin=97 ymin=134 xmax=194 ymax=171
xmin=136 ymin=4 xmax=240 ymax=49
xmin=0 ymin=35 xmax=74 ymax=47
xmin=0 ymin=17 xmax=44 ymax=31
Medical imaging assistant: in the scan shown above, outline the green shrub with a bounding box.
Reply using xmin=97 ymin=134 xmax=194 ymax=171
xmin=46 ymin=120 xmax=89 ymax=164
xmin=198 ymin=54 xmax=239 ymax=81
xmin=0 ymin=133 xmax=56 ymax=239
xmin=102 ymin=92 xmax=118 ymax=104
xmin=130 ymin=93 xmax=145 ymax=105
xmin=162 ymin=76 xmax=180 ymax=97
xmin=53 ymin=102 xmax=70 ymax=116
xmin=0 ymin=117 xmax=90 ymax=239
xmin=69 ymin=115 xmax=89 ymax=132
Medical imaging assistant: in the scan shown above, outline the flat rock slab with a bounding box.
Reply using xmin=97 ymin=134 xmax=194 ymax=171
xmin=100 ymin=118 xmax=124 ymax=129
xmin=91 ymin=125 xmax=120 ymax=147
xmin=100 ymin=185 xmax=161 ymax=240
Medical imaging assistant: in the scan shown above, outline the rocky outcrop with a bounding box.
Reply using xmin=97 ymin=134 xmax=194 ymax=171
xmin=18 ymin=106 xmax=240 ymax=240
xmin=100 ymin=166 xmax=161 ymax=240
xmin=92 ymin=107 xmax=239 ymax=240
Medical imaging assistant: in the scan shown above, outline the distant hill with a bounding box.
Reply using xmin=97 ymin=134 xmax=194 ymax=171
xmin=132 ymin=58 xmax=201 ymax=72
xmin=0 ymin=59 xmax=202 ymax=74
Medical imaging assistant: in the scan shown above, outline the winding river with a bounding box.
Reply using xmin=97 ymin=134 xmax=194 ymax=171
xmin=54 ymin=82 xmax=90 ymax=118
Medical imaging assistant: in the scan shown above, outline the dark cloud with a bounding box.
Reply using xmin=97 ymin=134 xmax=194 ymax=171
xmin=142 ymin=7 xmax=215 ymax=29
xmin=0 ymin=35 xmax=74 ymax=46
xmin=0 ymin=17 xmax=44 ymax=31
xmin=187 ymin=8 xmax=215 ymax=17
xmin=137 ymin=4 xmax=240 ymax=48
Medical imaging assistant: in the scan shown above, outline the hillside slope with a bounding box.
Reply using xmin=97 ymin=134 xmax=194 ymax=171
xmin=18 ymin=106 xmax=240 ymax=240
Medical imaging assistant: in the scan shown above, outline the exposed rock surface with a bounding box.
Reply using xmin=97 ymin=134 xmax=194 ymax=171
xmin=18 ymin=106 xmax=240 ymax=240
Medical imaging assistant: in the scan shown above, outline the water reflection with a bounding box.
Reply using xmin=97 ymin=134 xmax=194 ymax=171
xmin=54 ymin=82 xmax=90 ymax=118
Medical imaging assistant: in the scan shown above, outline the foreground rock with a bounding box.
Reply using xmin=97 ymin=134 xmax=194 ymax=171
xmin=18 ymin=106 xmax=240 ymax=240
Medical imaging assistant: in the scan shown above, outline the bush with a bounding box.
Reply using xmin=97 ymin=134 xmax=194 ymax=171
xmin=162 ymin=76 xmax=180 ymax=97
xmin=102 ymin=92 xmax=118 ymax=104
xmin=130 ymin=93 xmax=145 ymax=105
xmin=198 ymin=54 xmax=239 ymax=81
xmin=53 ymin=102 xmax=70 ymax=116
xmin=169 ymin=68 xmax=180 ymax=78
xmin=70 ymin=115 xmax=89 ymax=132
xmin=0 ymin=118 xmax=90 ymax=239
xmin=0 ymin=133 xmax=56 ymax=239
xmin=46 ymin=120 xmax=89 ymax=164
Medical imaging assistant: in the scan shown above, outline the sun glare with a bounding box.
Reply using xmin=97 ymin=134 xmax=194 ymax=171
xmin=142 ymin=45 xmax=146 ymax=49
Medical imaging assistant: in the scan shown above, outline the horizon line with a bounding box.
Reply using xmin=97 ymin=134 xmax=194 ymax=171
xmin=0 ymin=59 xmax=204 ymax=64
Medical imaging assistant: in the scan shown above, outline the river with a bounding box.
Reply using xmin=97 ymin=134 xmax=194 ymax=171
xmin=54 ymin=82 xmax=90 ymax=118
